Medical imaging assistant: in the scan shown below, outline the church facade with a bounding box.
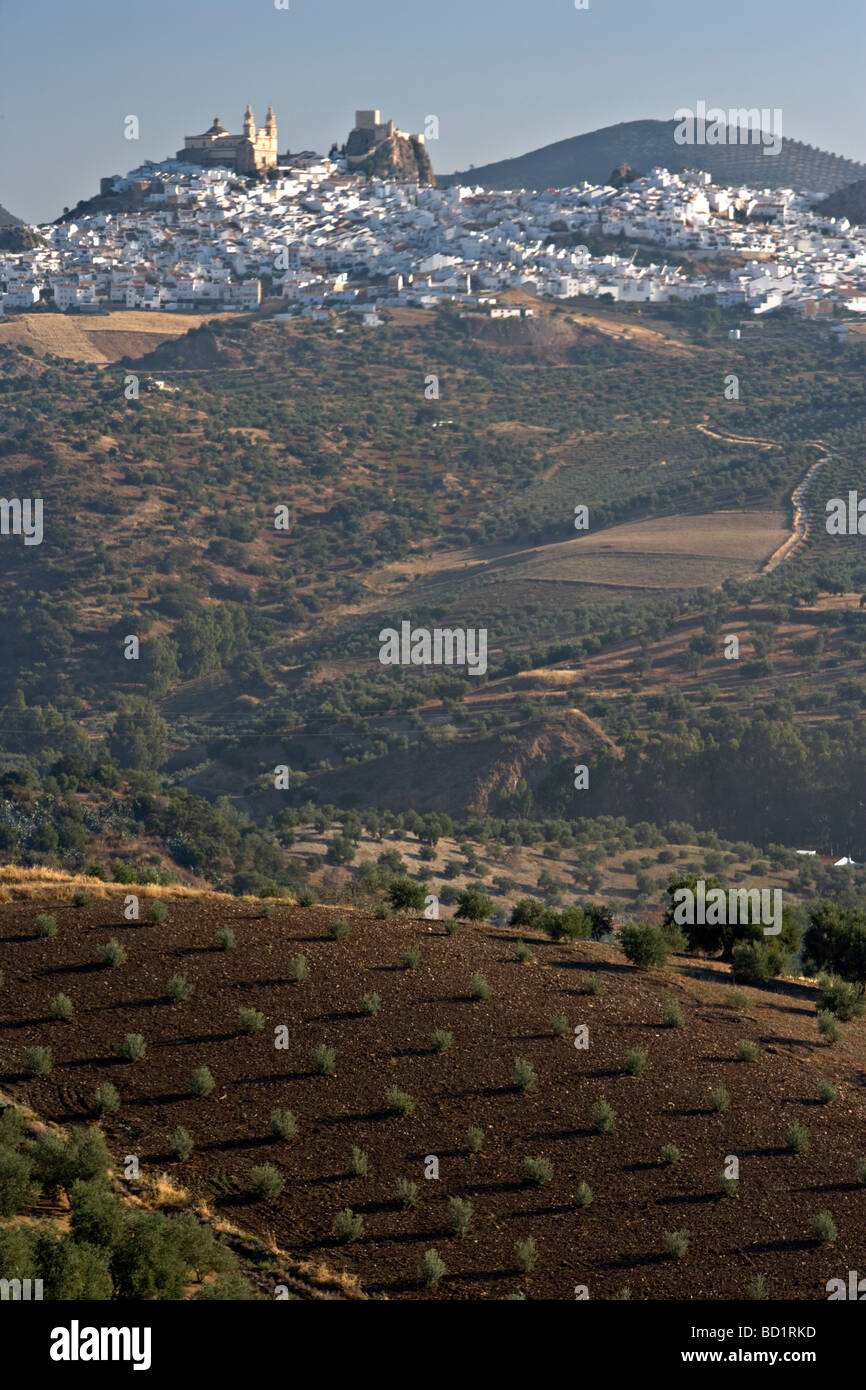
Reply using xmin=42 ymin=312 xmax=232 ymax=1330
xmin=178 ymin=106 xmax=278 ymax=174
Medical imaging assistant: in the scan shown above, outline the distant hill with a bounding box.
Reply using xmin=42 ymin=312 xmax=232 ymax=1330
xmin=0 ymin=202 xmax=23 ymax=227
xmin=0 ymin=225 xmax=46 ymax=252
xmin=442 ymin=119 xmax=866 ymax=193
xmin=819 ymin=175 xmax=866 ymax=224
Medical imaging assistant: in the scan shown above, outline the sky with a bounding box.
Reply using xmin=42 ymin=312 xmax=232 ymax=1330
xmin=2 ymin=0 xmax=864 ymax=224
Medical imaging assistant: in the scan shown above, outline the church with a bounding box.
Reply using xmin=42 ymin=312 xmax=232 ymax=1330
xmin=177 ymin=106 xmax=278 ymax=174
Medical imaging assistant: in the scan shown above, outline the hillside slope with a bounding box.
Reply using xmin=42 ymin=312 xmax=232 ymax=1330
xmin=443 ymin=119 xmax=866 ymax=192
xmin=1 ymin=879 xmax=864 ymax=1300
xmin=820 ymin=176 xmax=866 ymax=225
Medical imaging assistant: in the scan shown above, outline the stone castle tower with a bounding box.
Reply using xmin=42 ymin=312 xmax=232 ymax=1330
xmin=179 ymin=106 xmax=278 ymax=173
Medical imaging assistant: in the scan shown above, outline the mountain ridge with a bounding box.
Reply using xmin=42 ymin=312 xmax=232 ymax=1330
xmin=442 ymin=119 xmax=866 ymax=193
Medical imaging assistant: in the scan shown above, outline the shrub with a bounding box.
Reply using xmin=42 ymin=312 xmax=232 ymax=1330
xmin=165 ymin=973 xmax=193 ymax=1003
xmin=718 ymin=1172 xmax=739 ymax=1198
xmin=429 ymin=1028 xmax=454 ymax=1054
xmin=312 ymin=1044 xmax=337 ymax=1076
xmin=238 ymin=1007 xmax=265 ymax=1034
xmin=660 ymin=1143 xmax=681 ymax=1166
xmin=402 ymin=947 xmax=421 ymax=971
xmin=624 ymin=1048 xmax=647 ymax=1076
xmin=591 ymin=1098 xmax=615 ymax=1133
xmin=0 ymin=1149 xmax=35 ymax=1216
xmin=663 ymin=1228 xmax=691 ymax=1259
xmin=709 ymin=1086 xmax=730 ymax=1113
xmin=419 ymin=1248 xmax=446 ymax=1286
xmin=574 ymin=1181 xmax=593 ymax=1208
xmin=34 ymin=1229 xmax=114 ymax=1299
xmin=92 ymin=1083 xmax=120 ymax=1117
xmin=251 ymin=1164 xmax=284 ymax=1200
xmin=49 ymin=993 xmax=74 ymax=1022
xmin=744 ymin=1274 xmax=768 ymax=1300
xmin=388 ymin=877 xmax=427 ymax=912
xmin=148 ymin=900 xmax=169 ymax=924
xmin=663 ymin=1000 xmax=684 ymax=1028
xmin=816 ymin=1080 xmax=838 ymax=1104
xmin=513 ymin=1057 xmax=538 ymax=1093
xmin=260 ymin=902 xmax=276 ymax=919
xmin=69 ymin=1179 xmax=124 ymax=1249
xmin=335 ymin=1208 xmax=364 ymax=1243
xmin=360 ymin=992 xmax=381 ymax=1016
xmin=551 ymin=1014 xmax=568 ymax=1037
xmin=385 ymin=1086 xmax=415 ymax=1116
xmin=189 ymin=1066 xmax=215 ymax=1097
xmin=515 ymin=940 xmax=534 ymax=964
xmin=447 ymin=1196 xmax=474 ymax=1236
xmin=97 ymin=938 xmax=127 ymax=968
xmin=111 ymin=1210 xmax=188 ymax=1300
xmin=269 ymin=1109 xmax=297 ymax=1141
xmin=785 ymin=1121 xmax=810 ymax=1154
xmin=455 ymin=888 xmax=494 ymax=922
xmin=215 ymin=926 xmax=236 ymax=951
xmin=817 ymin=1009 xmax=842 ymax=1044
xmin=725 ymin=988 xmax=748 ymax=1008
xmin=470 ymin=972 xmax=491 ymax=1000
xmin=170 ymin=1127 xmax=194 ymax=1161
xmin=297 ymin=887 xmax=316 ymax=907
xmin=330 ymin=917 xmax=350 ymax=942
xmin=809 ymin=1210 xmax=837 ymax=1244
xmin=289 ymin=953 xmax=308 ymax=982
xmin=735 ymin=1039 xmax=759 ymax=1061
xmin=731 ymin=939 xmax=787 ymax=983
xmin=585 ymin=973 xmax=605 ymax=995
xmin=443 ymin=918 xmax=461 ymax=936
xmin=856 ymin=1157 xmax=866 ymax=1185
xmin=29 ymin=1127 xmax=112 ymax=1195
xmin=523 ymin=1155 xmax=554 ymax=1187
xmin=514 ymin=1236 xmax=538 ymax=1273
xmin=817 ymin=974 xmax=865 ymax=1022
xmin=72 ymin=890 xmax=94 ymax=908
xmin=349 ymin=1146 xmax=369 ymax=1177
xmin=0 ymin=1106 xmax=27 ymax=1148
xmin=23 ymin=1045 xmax=52 ymax=1077
xmin=620 ymin=922 xmax=668 ymax=969
xmin=35 ymin=914 xmax=57 ymax=939
xmin=375 ymin=903 xmax=390 ymax=920
xmin=394 ymin=1177 xmax=419 ymax=1209
xmin=117 ymin=1033 xmax=146 ymax=1063
xmin=467 ymin=1126 xmax=484 ymax=1154
xmin=194 ymin=1270 xmax=262 ymax=1301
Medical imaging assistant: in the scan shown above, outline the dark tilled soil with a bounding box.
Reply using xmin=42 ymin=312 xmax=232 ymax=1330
xmin=2 ymin=897 xmax=865 ymax=1300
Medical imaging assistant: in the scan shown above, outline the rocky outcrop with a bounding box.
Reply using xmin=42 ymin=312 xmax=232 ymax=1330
xmin=354 ymin=131 xmax=435 ymax=185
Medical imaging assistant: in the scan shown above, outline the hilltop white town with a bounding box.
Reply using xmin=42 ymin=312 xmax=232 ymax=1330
xmin=2 ymin=105 xmax=865 ymax=324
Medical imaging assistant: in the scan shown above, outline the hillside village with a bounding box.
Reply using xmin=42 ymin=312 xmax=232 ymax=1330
xmin=2 ymin=129 xmax=866 ymax=323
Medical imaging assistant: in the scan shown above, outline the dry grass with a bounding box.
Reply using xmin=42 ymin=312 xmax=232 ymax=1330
xmin=0 ymin=309 xmax=234 ymax=363
xmin=139 ymin=1172 xmax=189 ymax=1210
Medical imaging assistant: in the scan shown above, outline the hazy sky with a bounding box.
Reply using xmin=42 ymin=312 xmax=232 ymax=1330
xmin=2 ymin=0 xmax=864 ymax=224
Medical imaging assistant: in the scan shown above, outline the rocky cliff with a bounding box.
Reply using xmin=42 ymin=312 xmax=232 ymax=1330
xmin=346 ymin=128 xmax=435 ymax=185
